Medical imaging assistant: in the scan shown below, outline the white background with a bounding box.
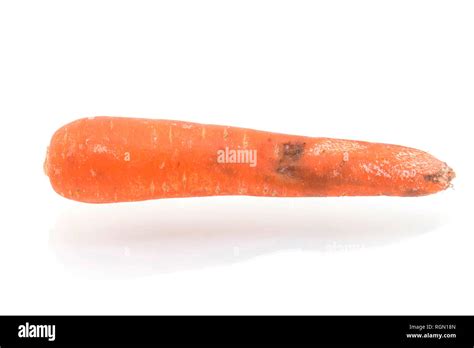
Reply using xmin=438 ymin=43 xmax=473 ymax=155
xmin=0 ymin=0 xmax=473 ymax=315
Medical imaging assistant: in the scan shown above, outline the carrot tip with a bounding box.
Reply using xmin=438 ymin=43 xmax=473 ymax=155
xmin=445 ymin=166 xmax=456 ymax=189
xmin=424 ymin=163 xmax=455 ymax=191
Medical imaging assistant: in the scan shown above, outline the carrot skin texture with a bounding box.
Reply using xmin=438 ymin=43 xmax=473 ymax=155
xmin=44 ymin=117 xmax=455 ymax=203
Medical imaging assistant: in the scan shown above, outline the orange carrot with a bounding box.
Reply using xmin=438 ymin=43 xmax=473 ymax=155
xmin=44 ymin=116 xmax=455 ymax=203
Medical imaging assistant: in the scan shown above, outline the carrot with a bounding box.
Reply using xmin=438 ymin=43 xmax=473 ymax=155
xmin=44 ymin=116 xmax=455 ymax=203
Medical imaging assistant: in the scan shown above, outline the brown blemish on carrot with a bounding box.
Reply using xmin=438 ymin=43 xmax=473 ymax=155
xmin=424 ymin=167 xmax=455 ymax=183
xmin=276 ymin=165 xmax=298 ymax=177
xmin=423 ymin=165 xmax=456 ymax=190
xmin=276 ymin=142 xmax=306 ymax=178
xmin=282 ymin=142 xmax=306 ymax=160
xmin=424 ymin=173 xmax=442 ymax=183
